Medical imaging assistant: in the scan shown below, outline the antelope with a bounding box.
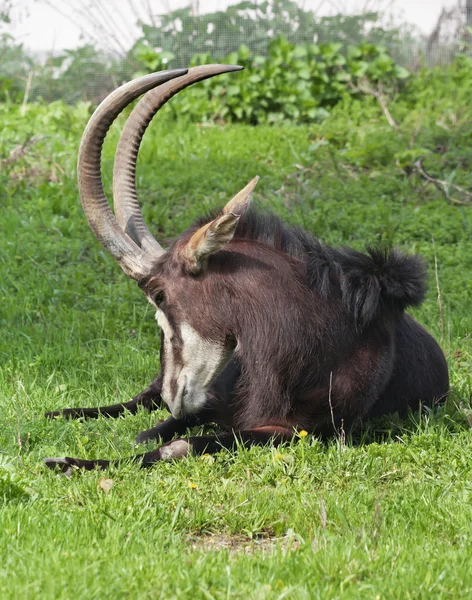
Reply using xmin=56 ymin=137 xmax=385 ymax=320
xmin=44 ymin=65 xmax=449 ymax=473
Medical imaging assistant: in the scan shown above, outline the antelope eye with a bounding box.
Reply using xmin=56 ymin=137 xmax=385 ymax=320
xmin=153 ymin=291 xmax=165 ymax=306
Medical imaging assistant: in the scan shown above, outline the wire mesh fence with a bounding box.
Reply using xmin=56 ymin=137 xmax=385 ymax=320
xmin=1 ymin=0 xmax=470 ymax=104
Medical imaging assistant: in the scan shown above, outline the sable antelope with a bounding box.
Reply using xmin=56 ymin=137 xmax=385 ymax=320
xmin=44 ymin=65 xmax=449 ymax=473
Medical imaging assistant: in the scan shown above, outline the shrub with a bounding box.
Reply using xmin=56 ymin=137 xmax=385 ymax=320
xmin=134 ymin=36 xmax=409 ymax=125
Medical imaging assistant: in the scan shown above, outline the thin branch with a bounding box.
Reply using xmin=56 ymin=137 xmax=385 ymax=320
xmin=409 ymin=114 xmax=423 ymax=148
xmin=432 ymin=236 xmax=445 ymax=348
xmin=0 ymin=135 xmax=44 ymax=167
xmin=339 ymin=419 xmax=345 ymax=450
xmin=327 ymin=370 xmax=345 ymax=450
xmin=348 ymin=78 xmax=397 ymax=128
xmin=328 ymin=371 xmax=336 ymax=434
xmin=20 ymin=70 xmax=33 ymax=115
xmin=426 ymin=7 xmax=456 ymax=53
xmin=363 ymin=85 xmax=397 ymax=128
xmin=414 ymin=159 xmax=472 ymax=205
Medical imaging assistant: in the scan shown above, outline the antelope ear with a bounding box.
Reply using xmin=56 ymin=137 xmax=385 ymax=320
xmin=181 ymin=212 xmax=240 ymax=273
xmin=222 ymin=176 xmax=259 ymax=215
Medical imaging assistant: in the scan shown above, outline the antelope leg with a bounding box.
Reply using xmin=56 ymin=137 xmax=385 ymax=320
xmin=44 ymin=426 xmax=294 ymax=472
xmin=45 ymin=374 xmax=163 ymax=419
xmin=135 ymin=414 xmax=204 ymax=445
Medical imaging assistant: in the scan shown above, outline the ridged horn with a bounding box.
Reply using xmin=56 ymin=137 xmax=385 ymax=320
xmin=112 ymin=64 xmax=244 ymax=254
xmin=77 ymin=68 xmax=188 ymax=279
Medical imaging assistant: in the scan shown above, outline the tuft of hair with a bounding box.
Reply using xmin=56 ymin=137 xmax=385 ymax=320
xmin=334 ymin=246 xmax=427 ymax=328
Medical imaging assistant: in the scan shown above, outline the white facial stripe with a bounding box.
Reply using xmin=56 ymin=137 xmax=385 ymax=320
xmin=156 ymin=309 xmax=232 ymax=419
xmin=155 ymin=308 xmax=181 ymax=415
xmin=180 ymin=322 xmax=227 ymax=388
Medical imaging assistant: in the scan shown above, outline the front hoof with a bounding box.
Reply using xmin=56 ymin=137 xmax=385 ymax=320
xmin=44 ymin=456 xmax=110 ymax=472
xmin=135 ymin=428 xmax=159 ymax=446
xmin=45 ymin=410 xmax=62 ymax=419
xmin=44 ymin=457 xmax=77 ymax=476
xmin=45 ymin=409 xmax=80 ymax=420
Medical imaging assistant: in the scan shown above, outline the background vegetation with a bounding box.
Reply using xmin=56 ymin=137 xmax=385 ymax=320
xmin=1 ymin=0 xmax=464 ymax=104
xmin=1 ymin=2 xmax=472 ymax=597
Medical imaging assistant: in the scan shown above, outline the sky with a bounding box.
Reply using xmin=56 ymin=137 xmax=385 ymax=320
xmin=8 ymin=0 xmax=454 ymax=54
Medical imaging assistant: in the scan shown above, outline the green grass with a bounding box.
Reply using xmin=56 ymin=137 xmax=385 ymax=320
xmin=1 ymin=95 xmax=472 ymax=599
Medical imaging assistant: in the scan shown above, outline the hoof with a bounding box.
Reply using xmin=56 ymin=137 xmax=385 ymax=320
xmin=44 ymin=457 xmax=76 ymax=477
xmin=45 ymin=410 xmax=62 ymax=419
xmin=45 ymin=409 xmax=87 ymax=420
xmin=44 ymin=456 xmax=110 ymax=472
xmin=135 ymin=428 xmax=159 ymax=446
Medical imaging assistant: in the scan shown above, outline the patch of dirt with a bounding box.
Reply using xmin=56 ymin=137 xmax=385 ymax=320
xmin=185 ymin=532 xmax=301 ymax=555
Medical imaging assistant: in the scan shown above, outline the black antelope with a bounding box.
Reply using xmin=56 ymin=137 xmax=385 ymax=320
xmin=44 ymin=65 xmax=449 ymax=472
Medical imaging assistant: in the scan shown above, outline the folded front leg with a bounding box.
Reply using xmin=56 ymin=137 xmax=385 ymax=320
xmin=44 ymin=426 xmax=294 ymax=472
xmin=141 ymin=425 xmax=294 ymax=465
xmin=45 ymin=374 xmax=163 ymax=419
xmin=135 ymin=414 xmax=204 ymax=445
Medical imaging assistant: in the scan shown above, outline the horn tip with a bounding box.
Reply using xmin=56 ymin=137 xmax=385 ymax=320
xmin=144 ymin=68 xmax=189 ymax=84
xmin=217 ymin=64 xmax=244 ymax=72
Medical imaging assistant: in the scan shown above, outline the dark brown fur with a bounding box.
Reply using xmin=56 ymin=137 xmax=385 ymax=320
xmin=45 ymin=208 xmax=449 ymax=471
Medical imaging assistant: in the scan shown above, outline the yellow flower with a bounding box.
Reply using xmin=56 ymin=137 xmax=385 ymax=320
xmin=299 ymin=430 xmax=308 ymax=438
xmin=188 ymin=482 xmax=198 ymax=489
xmin=274 ymin=453 xmax=284 ymax=461
xmin=200 ymin=453 xmax=215 ymax=464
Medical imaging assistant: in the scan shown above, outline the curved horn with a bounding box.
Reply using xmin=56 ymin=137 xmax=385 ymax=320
xmin=77 ymin=68 xmax=188 ymax=280
xmin=113 ymin=64 xmax=244 ymax=254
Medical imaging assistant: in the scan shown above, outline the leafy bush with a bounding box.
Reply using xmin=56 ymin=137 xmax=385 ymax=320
xmin=134 ymin=35 xmax=409 ymax=124
xmin=1 ymin=0 xmax=414 ymax=109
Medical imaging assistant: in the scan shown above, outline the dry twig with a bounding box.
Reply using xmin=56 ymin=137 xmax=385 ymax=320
xmin=349 ymin=78 xmax=397 ymax=128
xmin=21 ymin=71 xmax=34 ymax=116
xmin=328 ymin=371 xmax=346 ymax=450
xmin=0 ymin=135 xmax=43 ymax=168
xmin=414 ymin=160 xmax=472 ymax=205
xmin=432 ymin=237 xmax=445 ymax=348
